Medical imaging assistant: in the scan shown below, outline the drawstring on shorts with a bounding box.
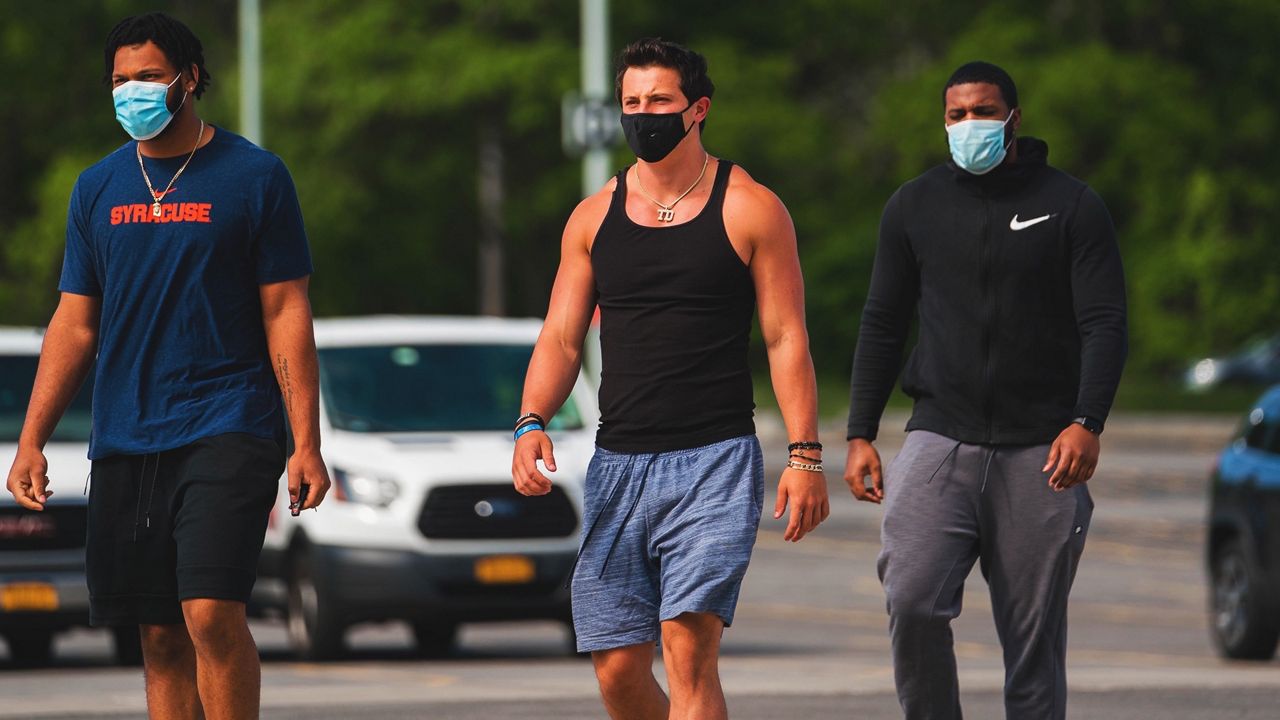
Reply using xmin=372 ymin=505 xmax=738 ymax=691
xmin=564 ymin=453 xmax=658 ymax=588
xmin=132 ymin=452 xmax=161 ymax=541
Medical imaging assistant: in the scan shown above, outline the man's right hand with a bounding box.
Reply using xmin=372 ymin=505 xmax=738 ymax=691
xmin=6 ymin=446 xmax=53 ymax=511
xmin=844 ymin=438 xmax=884 ymax=504
xmin=512 ymin=430 xmax=556 ymax=496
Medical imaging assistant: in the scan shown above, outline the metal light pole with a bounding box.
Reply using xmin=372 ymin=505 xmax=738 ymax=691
xmin=239 ymin=0 xmax=262 ymax=146
xmin=581 ymin=0 xmax=610 ymax=196
xmin=579 ymin=0 xmax=610 ymax=385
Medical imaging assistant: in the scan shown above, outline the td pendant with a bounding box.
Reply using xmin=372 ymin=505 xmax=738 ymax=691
xmin=152 ymin=202 xmax=162 ymax=217
xmin=657 ymin=207 xmax=675 ymax=222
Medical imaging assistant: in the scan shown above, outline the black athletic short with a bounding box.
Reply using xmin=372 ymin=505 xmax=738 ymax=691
xmin=86 ymin=432 xmax=285 ymax=626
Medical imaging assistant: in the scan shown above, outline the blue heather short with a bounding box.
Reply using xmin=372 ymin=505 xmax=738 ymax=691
xmin=570 ymin=434 xmax=764 ymax=653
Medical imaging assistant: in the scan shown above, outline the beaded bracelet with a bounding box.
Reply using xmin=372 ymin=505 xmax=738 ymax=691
xmin=786 ymin=459 xmax=824 ymax=472
xmin=514 ymin=422 xmax=545 ymax=440
xmin=787 ymin=441 xmax=823 ymax=452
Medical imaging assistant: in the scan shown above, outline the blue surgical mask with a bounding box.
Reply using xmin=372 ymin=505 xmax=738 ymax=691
xmin=113 ymin=74 xmax=186 ymax=141
xmin=945 ymin=110 xmax=1014 ymax=175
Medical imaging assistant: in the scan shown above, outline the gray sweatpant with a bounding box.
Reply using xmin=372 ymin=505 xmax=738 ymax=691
xmin=878 ymin=430 xmax=1093 ymax=720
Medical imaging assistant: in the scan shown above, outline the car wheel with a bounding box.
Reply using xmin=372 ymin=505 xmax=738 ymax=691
xmin=112 ymin=625 xmax=144 ymax=666
xmin=286 ymin=549 xmax=346 ymax=661
xmin=5 ymin=629 xmax=54 ymax=667
xmin=1211 ymin=538 xmax=1280 ymax=660
xmin=412 ymin=621 xmax=457 ymax=658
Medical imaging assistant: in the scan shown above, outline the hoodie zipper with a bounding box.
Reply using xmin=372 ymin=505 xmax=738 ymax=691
xmin=979 ymin=192 xmax=994 ymax=442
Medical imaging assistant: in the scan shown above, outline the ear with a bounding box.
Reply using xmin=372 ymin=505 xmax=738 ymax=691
xmin=186 ymin=63 xmax=199 ymax=93
xmin=690 ymin=97 xmax=711 ymax=123
xmin=1010 ymin=107 xmax=1022 ymax=133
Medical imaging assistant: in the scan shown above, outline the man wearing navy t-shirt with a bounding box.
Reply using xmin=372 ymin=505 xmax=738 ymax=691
xmin=5 ymin=13 xmax=329 ymax=719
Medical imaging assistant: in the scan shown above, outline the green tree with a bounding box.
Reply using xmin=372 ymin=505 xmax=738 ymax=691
xmin=1 ymin=0 xmax=1277 ymax=389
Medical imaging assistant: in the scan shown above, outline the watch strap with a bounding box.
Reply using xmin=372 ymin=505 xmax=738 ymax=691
xmin=1073 ymin=416 xmax=1103 ymax=434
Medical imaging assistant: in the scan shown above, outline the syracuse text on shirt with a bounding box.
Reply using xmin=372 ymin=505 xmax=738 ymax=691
xmin=110 ymin=202 xmax=213 ymax=225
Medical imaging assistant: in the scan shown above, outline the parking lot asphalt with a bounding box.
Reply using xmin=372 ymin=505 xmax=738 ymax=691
xmin=6 ymin=411 xmax=1280 ymax=719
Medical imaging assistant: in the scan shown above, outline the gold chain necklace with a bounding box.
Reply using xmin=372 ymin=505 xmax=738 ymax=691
xmin=136 ymin=120 xmax=204 ymax=218
xmin=633 ymin=153 xmax=710 ymax=222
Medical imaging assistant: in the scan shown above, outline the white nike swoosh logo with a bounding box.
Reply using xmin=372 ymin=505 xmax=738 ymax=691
xmin=1010 ymin=213 xmax=1052 ymax=231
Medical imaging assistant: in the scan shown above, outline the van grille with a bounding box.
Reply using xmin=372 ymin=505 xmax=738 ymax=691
xmin=418 ymin=485 xmax=577 ymax=539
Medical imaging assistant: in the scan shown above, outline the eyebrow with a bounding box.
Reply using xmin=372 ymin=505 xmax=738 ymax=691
xmin=622 ymin=91 xmax=674 ymax=102
xmin=948 ymin=103 xmax=1000 ymax=114
xmin=113 ymin=67 xmax=169 ymax=78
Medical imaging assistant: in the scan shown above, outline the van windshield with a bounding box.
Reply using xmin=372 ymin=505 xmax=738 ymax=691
xmin=318 ymin=344 xmax=585 ymax=433
xmin=0 ymin=354 xmax=94 ymax=443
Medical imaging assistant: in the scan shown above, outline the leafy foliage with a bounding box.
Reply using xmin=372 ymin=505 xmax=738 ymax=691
xmin=0 ymin=0 xmax=1276 ymax=383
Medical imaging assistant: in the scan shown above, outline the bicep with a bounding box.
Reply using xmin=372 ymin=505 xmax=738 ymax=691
xmin=259 ymin=276 xmax=312 ymax=324
xmin=1067 ymin=189 xmax=1126 ymax=316
xmin=254 ymin=162 xmax=313 ymax=285
xmin=59 ymin=183 xmax=103 ymax=297
xmin=540 ymin=204 xmax=602 ymax=351
xmin=1068 ymin=189 xmax=1120 ymax=268
xmin=745 ymin=197 xmax=806 ymax=345
xmin=51 ymin=292 xmax=101 ymax=338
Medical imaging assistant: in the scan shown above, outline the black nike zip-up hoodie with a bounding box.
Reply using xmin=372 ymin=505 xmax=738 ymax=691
xmin=847 ymin=137 xmax=1127 ymax=445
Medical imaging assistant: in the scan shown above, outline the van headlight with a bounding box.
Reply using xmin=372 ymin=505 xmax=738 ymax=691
xmin=332 ymin=467 xmax=400 ymax=507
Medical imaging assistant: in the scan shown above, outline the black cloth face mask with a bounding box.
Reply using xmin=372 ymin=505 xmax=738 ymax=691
xmin=620 ymin=103 xmax=695 ymax=163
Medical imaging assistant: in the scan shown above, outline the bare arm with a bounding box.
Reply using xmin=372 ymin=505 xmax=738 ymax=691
xmin=728 ymin=172 xmax=828 ymax=541
xmin=6 ymin=293 xmax=100 ymax=510
xmin=511 ymin=188 xmax=607 ymax=496
xmin=260 ymin=276 xmax=330 ymax=512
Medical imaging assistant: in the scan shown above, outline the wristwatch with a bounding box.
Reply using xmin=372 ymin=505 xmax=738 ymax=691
xmin=1073 ymin=416 xmax=1103 ymax=435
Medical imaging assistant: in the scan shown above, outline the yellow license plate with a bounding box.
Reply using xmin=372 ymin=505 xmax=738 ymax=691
xmin=474 ymin=555 xmax=536 ymax=585
xmin=0 ymin=582 xmax=59 ymax=612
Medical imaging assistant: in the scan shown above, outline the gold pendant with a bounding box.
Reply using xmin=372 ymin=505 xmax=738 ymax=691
xmin=152 ymin=202 xmax=162 ymax=217
xmin=657 ymin=208 xmax=675 ymax=222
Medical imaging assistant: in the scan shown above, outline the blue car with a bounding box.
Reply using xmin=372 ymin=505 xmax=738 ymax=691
xmin=1186 ymin=334 xmax=1280 ymax=391
xmin=1208 ymin=384 xmax=1280 ymax=659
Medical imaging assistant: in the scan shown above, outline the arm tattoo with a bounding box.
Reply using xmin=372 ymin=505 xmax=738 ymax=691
xmin=276 ymin=353 xmax=294 ymax=414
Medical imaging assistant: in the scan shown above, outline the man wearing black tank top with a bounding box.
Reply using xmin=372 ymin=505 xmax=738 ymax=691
xmin=512 ymin=38 xmax=827 ymax=720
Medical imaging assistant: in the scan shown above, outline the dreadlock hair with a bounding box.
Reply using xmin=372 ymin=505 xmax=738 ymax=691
xmin=104 ymin=12 xmax=211 ymax=98
xmin=943 ymin=61 xmax=1017 ymax=109
xmin=615 ymin=38 xmax=714 ymax=130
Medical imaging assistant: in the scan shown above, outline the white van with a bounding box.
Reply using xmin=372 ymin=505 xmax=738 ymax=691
xmin=256 ymin=316 xmax=596 ymax=659
xmin=0 ymin=327 xmax=140 ymax=666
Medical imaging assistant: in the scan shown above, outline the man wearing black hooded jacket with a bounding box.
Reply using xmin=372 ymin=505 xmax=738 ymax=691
xmin=843 ymin=62 xmax=1127 ymax=720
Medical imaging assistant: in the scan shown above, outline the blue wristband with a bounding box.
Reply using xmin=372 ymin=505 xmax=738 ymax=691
xmin=514 ymin=422 xmax=544 ymax=440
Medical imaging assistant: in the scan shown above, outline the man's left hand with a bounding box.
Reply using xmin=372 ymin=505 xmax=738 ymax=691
xmin=774 ymin=468 xmax=830 ymax=542
xmin=1043 ymin=424 xmax=1100 ymax=491
xmin=288 ymin=447 xmax=331 ymax=513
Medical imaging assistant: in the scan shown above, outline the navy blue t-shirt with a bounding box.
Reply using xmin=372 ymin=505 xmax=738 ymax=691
xmin=59 ymin=127 xmax=312 ymax=459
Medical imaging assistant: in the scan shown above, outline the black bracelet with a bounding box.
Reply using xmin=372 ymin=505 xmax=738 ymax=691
xmin=787 ymin=441 xmax=823 ymax=452
xmin=789 ymin=452 xmax=822 ymax=463
xmin=514 ymin=412 xmax=546 ymax=431
xmin=514 ymin=418 xmax=544 ymax=434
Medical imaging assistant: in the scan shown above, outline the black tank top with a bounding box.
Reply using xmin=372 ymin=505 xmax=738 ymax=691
xmin=590 ymin=160 xmax=756 ymax=453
